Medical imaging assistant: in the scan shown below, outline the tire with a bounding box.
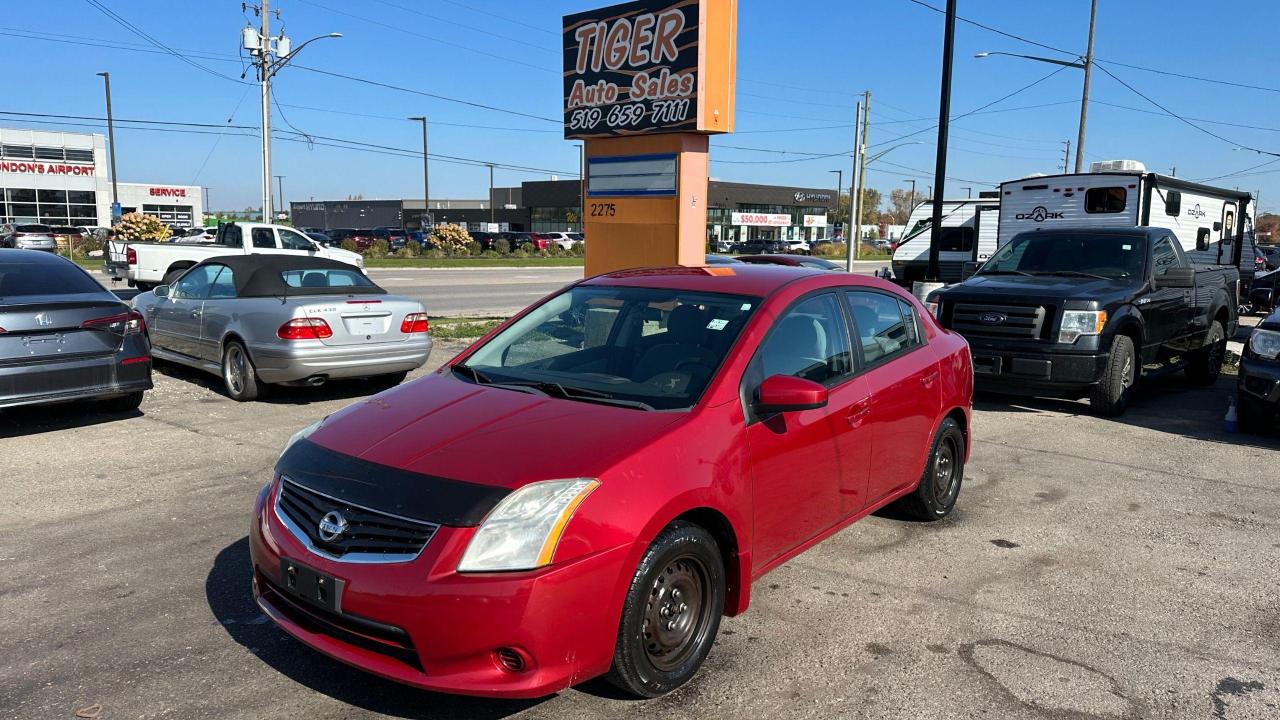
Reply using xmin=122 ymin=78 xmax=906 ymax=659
xmin=893 ymin=417 xmax=965 ymax=521
xmin=605 ymin=522 xmax=725 ymax=698
xmin=1089 ymin=335 xmax=1137 ymax=416
xmin=98 ymin=390 xmax=144 ymax=413
xmin=162 ymin=269 xmax=185 ymax=286
xmin=1185 ymin=320 xmax=1226 ymax=385
xmin=222 ymin=340 xmax=266 ymax=402
xmin=134 ymin=282 xmax=155 ymax=292
xmin=372 ymin=370 xmax=409 ymax=388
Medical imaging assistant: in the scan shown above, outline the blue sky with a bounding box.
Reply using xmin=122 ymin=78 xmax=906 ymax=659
xmin=7 ymin=0 xmax=1280 ymax=214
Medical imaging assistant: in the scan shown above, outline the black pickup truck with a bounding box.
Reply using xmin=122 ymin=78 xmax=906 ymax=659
xmin=929 ymin=227 xmax=1237 ymax=415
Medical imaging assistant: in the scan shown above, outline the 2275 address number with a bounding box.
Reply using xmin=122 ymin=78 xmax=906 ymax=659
xmin=590 ymin=203 xmax=617 ymax=217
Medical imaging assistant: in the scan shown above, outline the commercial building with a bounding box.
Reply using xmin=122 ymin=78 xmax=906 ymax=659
xmin=0 ymin=127 xmax=203 ymax=228
xmin=290 ymin=179 xmax=838 ymax=243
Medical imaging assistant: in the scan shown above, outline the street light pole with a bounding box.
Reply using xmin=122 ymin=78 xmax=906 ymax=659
xmin=846 ymin=100 xmax=861 ymax=272
xmin=408 ymin=116 xmax=430 ymax=229
xmin=487 ymin=164 xmax=495 ymax=224
xmin=853 ymin=90 xmax=871 ymax=263
xmin=927 ymin=0 xmax=958 ymax=283
xmin=906 ymin=179 xmax=916 ymax=212
xmin=96 ymin=72 xmax=120 ymax=223
xmin=1075 ymin=0 xmax=1098 ymax=172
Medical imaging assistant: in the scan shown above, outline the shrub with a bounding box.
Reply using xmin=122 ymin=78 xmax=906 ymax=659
xmin=518 ymin=242 xmax=535 ymax=254
xmin=859 ymin=243 xmax=882 ymax=257
xmin=429 ymin=224 xmax=472 ymax=255
xmin=366 ymin=239 xmax=390 ymax=257
xmin=113 ymin=212 xmax=169 ymax=243
xmin=465 ymin=241 xmax=483 ymax=256
xmin=495 ymin=239 xmax=511 ymax=255
xmin=481 ymin=249 xmax=500 ymax=258
xmin=340 ymin=239 xmax=358 ymax=253
xmin=406 ymin=240 xmax=422 ymax=255
xmin=569 ymin=241 xmax=585 ymax=257
xmin=511 ymin=248 xmax=530 ymax=258
xmin=423 ymin=248 xmax=447 ymax=259
xmin=812 ymin=242 xmax=846 ymax=257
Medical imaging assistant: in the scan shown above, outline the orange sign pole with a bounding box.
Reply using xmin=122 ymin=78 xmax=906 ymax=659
xmin=563 ymin=0 xmax=737 ymax=276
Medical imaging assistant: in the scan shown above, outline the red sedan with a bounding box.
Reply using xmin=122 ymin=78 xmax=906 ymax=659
xmin=250 ymin=264 xmax=972 ymax=699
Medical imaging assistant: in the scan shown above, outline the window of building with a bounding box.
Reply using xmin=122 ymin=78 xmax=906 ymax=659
xmin=6 ymin=188 xmax=36 ymax=203
xmin=1163 ymin=190 xmax=1181 ymax=216
xmin=64 ymin=149 xmax=94 ymax=163
xmin=33 ymin=146 xmax=64 ymax=161
xmin=1085 ymin=186 xmax=1127 ymax=214
xmin=67 ymin=190 xmax=95 ymax=205
xmin=1 ymin=145 xmax=34 ymax=159
xmin=37 ymin=190 xmax=67 ymax=204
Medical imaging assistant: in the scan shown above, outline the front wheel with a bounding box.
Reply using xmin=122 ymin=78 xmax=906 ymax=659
xmin=606 ymin=522 xmax=725 ymax=698
xmin=1089 ymin=335 xmax=1136 ymax=416
xmin=222 ymin=341 xmax=266 ymax=402
xmin=98 ymin=390 xmax=144 ymax=413
xmin=1185 ymin=321 xmax=1226 ymax=385
xmin=894 ymin=416 xmax=965 ymax=520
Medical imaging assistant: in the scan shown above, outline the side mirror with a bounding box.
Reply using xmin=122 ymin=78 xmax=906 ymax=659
xmin=1157 ymin=267 xmax=1195 ymax=289
xmin=755 ymin=375 xmax=828 ymax=414
xmin=154 ymin=284 xmax=170 ymax=298
xmin=960 ymin=261 xmax=982 ymax=280
xmin=1213 ymin=221 xmax=1223 ymax=232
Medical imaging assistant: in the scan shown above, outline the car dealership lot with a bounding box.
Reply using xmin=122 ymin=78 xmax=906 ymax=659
xmin=2 ymin=349 xmax=1278 ymax=719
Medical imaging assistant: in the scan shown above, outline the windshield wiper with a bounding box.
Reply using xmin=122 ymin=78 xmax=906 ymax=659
xmin=450 ymin=363 xmax=492 ymax=384
xmin=1027 ymin=270 xmax=1111 ymax=280
xmin=503 ymin=380 xmax=656 ymax=411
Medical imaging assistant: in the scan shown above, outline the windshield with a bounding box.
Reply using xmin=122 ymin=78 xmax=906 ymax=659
xmin=982 ymin=232 xmax=1147 ymax=279
xmin=461 ymin=285 xmax=759 ymax=411
xmin=281 ymin=268 xmax=376 ymax=289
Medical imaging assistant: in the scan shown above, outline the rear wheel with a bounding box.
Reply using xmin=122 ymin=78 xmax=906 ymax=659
xmin=162 ymin=268 xmax=185 ymax=286
xmin=894 ymin=417 xmax=965 ymax=520
xmin=98 ymin=391 xmax=144 ymax=413
xmin=606 ymin=522 xmax=724 ymax=698
xmin=1185 ymin=321 xmax=1226 ymax=385
xmin=1089 ymin=335 xmax=1136 ymax=416
xmin=371 ymin=370 xmax=409 ymax=388
xmin=222 ymin=341 xmax=266 ymax=402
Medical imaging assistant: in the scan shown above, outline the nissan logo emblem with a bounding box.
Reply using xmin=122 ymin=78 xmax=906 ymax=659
xmin=317 ymin=511 xmax=349 ymax=542
xmin=978 ymin=312 xmax=1006 ymax=325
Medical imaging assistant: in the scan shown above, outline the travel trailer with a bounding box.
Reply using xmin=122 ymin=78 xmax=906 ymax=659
xmin=890 ymin=197 xmax=1000 ymax=284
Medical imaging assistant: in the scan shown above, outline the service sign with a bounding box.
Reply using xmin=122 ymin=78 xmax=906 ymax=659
xmin=563 ymin=0 xmax=735 ymax=139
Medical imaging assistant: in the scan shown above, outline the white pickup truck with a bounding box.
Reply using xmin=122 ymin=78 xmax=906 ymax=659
xmin=104 ymin=222 xmax=364 ymax=290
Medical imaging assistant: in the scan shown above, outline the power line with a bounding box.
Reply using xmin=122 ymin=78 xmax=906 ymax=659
xmin=712 ymin=151 xmax=853 ymax=165
xmin=82 ymin=0 xmax=246 ymax=84
xmin=438 ymin=0 xmax=559 ymax=37
xmin=367 ymin=0 xmax=557 ymax=53
xmin=1197 ymin=158 xmax=1280 ymax=183
xmin=274 ymin=102 xmax=559 ymax=133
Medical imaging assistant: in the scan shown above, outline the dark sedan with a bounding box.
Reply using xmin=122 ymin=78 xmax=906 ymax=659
xmin=735 ymin=254 xmax=844 ymax=271
xmin=0 ymin=250 xmax=151 ymax=411
xmin=1238 ymin=311 xmax=1280 ymax=430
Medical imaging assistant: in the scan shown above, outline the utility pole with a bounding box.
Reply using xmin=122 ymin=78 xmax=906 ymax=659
xmin=408 ymin=116 xmax=430 ymax=229
xmin=906 ymin=179 xmax=916 ymax=213
xmin=846 ymin=100 xmax=861 ymax=268
xmin=1074 ymin=0 xmax=1097 ymax=173
xmin=203 ymin=186 xmax=211 ymax=224
xmin=96 ymin=72 xmax=120 ymax=223
xmin=274 ymin=175 xmax=285 ymax=219
xmin=487 ymin=164 xmax=495 ymax=224
xmin=927 ymin=0 xmax=957 ymax=283
xmin=852 ymin=90 xmax=871 ymax=264
xmin=962 ymin=187 xmax=972 ymax=199
xmin=1061 ymin=140 xmax=1071 ymax=173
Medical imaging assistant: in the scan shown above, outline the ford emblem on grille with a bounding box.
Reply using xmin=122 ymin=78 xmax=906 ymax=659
xmin=978 ymin=312 xmax=1007 ymax=325
xmin=318 ymin=511 xmax=349 ymax=542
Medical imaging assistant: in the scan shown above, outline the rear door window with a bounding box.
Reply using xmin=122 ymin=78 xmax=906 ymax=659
xmin=251 ymin=228 xmax=276 ymax=248
xmin=1085 ymin=187 xmax=1127 ymax=214
xmin=846 ymin=291 xmax=919 ymax=366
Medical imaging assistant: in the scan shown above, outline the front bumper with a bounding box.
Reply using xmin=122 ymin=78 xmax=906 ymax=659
xmin=249 ymin=336 xmax=433 ymax=384
xmin=249 ymin=482 xmax=628 ymax=698
xmin=0 ymin=352 xmax=151 ymax=409
xmin=968 ymin=344 xmax=1108 ymax=395
xmin=1238 ymin=354 xmax=1280 ymax=410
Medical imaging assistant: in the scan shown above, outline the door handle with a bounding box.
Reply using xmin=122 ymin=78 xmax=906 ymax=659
xmin=920 ymin=370 xmax=939 ymax=387
xmin=845 ymin=400 xmax=871 ymax=428
xmin=190 ymin=309 xmax=202 ymax=318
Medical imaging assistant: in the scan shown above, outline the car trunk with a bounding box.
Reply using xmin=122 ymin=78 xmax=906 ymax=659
xmin=0 ymin=298 xmax=129 ymax=364
xmin=301 ymin=296 xmax=416 ymax=347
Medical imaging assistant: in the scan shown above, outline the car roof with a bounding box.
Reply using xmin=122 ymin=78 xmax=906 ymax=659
xmin=191 ymin=254 xmax=384 ymax=297
xmin=582 ymin=263 xmax=869 ymax=297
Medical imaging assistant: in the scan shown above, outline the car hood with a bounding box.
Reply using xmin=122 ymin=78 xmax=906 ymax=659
xmin=937 ymin=274 xmax=1138 ymax=301
xmin=307 ymin=373 xmax=686 ymax=491
xmin=326 ymin=247 xmax=364 ymax=265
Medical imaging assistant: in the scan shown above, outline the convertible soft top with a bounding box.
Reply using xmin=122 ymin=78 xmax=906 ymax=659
xmin=192 ymin=254 xmax=386 ymax=297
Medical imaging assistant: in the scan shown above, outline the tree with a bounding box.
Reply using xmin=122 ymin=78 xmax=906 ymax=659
xmin=1256 ymin=213 xmax=1280 ymax=243
xmin=429 ymin=223 xmax=472 ymax=255
xmin=859 ymin=188 xmax=881 ymax=224
xmin=888 ymin=188 xmax=916 ymax=225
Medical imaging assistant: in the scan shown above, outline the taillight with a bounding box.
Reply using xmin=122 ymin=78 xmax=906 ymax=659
xmin=82 ymin=310 xmax=145 ymax=335
xmin=277 ymin=318 xmax=333 ymax=340
xmin=401 ymin=313 xmax=429 ymax=334
xmin=127 ymin=247 xmax=137 ymax=265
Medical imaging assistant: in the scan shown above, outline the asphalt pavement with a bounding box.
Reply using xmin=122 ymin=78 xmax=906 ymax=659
xmin=2 ymin=339 xmax=1278 ymax=719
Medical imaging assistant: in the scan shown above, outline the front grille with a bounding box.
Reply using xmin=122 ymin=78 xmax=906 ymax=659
xmin=949 ymin=302 xmax=1054 ymax=341
xmin=275 ymin=478 xmax=439 ymax=561
xmin=258 ymin=571 xmax=422 ymax=670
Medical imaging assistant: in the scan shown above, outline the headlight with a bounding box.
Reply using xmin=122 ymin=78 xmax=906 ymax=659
xmin=458 ymin=478 xmax=599 ymax=572
xmin=925 ymin=301 xmax=940 ymax=318
xmin=1250 ymin=328 xmax=1280 ymax=360
xmin=1059 ymin=310 xmax=1107 ymax=343
xmin=280 ymin=417 xmax=324 ymax=459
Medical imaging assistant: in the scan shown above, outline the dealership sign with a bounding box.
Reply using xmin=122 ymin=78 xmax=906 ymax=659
xmin=732 ymin=212 xmax=791 ymax=227
xmin=0 ymin=161 xmax=94 ymax=176
xmin=803 ymin=214 xmax=828 ymax=227
xmin=149 ymin=187 xmax=188 ymax=198
xmin=563 ymin=0 xmax=736 ymax=139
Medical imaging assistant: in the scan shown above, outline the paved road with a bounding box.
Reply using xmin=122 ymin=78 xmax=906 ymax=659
xmin=102 ymin=262 xmax=891 ymax=317
xmin=2 ymin=344 xmax=1278 ymax=718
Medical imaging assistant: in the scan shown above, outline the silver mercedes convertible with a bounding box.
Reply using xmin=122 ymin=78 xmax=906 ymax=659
xmin=132 ymin=255 xmax=432 ymax=401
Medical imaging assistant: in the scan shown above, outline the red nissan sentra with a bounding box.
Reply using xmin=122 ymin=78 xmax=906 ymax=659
xmin=250 ymin=264 xmax=972 ymax=699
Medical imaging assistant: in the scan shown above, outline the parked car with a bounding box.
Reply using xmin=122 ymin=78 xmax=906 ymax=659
xmin=406 ymin=230 xmax=428 ymax=248
xmin=735 ymin=254 xmax=843 ymax=271
xmin=704 ymin=254 xmax=742 ymax=265
xmin=50 ymin=225 xmax=88 ymax=250
xmin=469 ymin=231 xmax=498 ymax=251
xmin=251 ymin=264 xmax=972 ymax=698
xmin=306 ymin=232 xmax=333 ymax=247
xmin=1237 ymin=314 xmax=1280 ymax=430
xmin=133 ymin=255 xmax=432 ymax=401
xmin=1 ymin=224 xmax=57 ymax=252
xmin=929 ymin=227 xmax=1236 ymax=415
xmin=730 ymin=237 xmax=787 ymax=255
xmin=104 ymin=222 xmax=364 ymax=290
xmin=568 ymin=232 xmax=584 ymax=244
xmin=505 ymin=231 xmax=549 ymax=251
xmin=0 ymin=250 xmax=151 ymax=410
xmin=372 ymin=226 xmax=409 ymax=251
xmin=325 ymin=228 xmax=359 ymax=246
xmin=539 ymin=231 xmax=577 ymax=250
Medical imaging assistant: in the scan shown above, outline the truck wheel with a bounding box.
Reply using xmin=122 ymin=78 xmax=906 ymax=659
xmin=1089 ymin=335 xmax=1136 ymax=416
xmin=162 ymin=269 xmax=185 ymax=286
xmin=1185 ymin=321 xmax=1226 ymax=385
xmin=893 ymin=417 xmax=965 ymax=520
xmin=606 ymin=522 xmax=724 ymax=698
xmin=135 ymin=282 xmax=155 ymax=292
xmin=222 ymin=341 xmax=267 ymax=402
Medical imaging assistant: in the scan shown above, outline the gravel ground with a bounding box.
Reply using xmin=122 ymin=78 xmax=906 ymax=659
xmin=1 ymin=336 xmax=1278 ymax=719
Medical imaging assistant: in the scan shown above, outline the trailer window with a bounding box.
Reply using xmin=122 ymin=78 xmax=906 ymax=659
xmin=1085 ymin=187 xmax=1126 ymax=214
xmin=938 ymin=226 xmax=974 ymax=252
xmin=1164 ymin=190 xmax=1181 ymax=216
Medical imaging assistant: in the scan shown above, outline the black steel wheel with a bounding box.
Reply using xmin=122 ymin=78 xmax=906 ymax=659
xmin=1186 ymin=321 xmax=1226 ymax=385
xmin=607 ymin=522 xmax=724 ymax=698
xmin=894 ymin=416 xmax=966 ymax=520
